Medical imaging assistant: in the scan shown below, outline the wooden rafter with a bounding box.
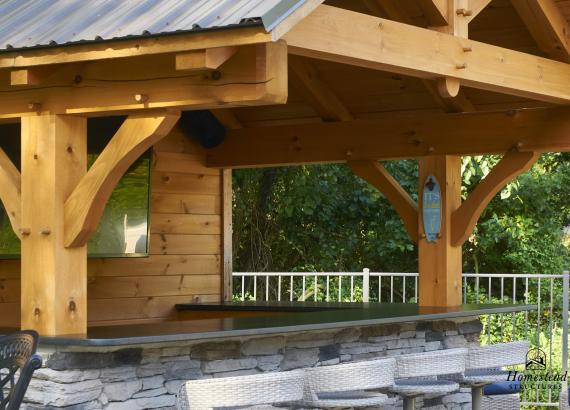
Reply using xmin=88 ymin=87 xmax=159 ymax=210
xmin=364 ymin=1 xmax=475 ymax=112
xmin=64 ymin=112 xmax=180 ymax=248
xmin=206 ymin=107 xmax=570 ymax=168
xmin=451 ymin=151 xmax=540 ymax=246
xmin=283 ymin=5 xmax=570 ymax=104
xmin=349 ymin=161 xmax=418 ymax=242
xmin=289 ymin=55 xmax=353 ymax=122
xmin=0 ymin=42 xmax=288 ymax=119
xmin=0 ymin=148 xmax=21 ymax=238
xmin=511 ymin=0 xmax=570 ymax=63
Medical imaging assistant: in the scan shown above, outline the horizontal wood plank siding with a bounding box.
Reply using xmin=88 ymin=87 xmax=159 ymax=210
xmin=0 ymin=125 xmax=224 ymax=327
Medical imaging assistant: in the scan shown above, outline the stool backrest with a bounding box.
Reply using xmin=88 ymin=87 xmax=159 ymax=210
xmin=395 ymin=348 xmax=467 ymax=378
xmin=466 ymin=341 xmax=529 ymax=370
xmin=177 ymin=369 xmax=304 ymax=410
xmin=303 ymin=358 xmax=395 ymax=400
xmin=0 ymin=330 xmax=42 ymax=410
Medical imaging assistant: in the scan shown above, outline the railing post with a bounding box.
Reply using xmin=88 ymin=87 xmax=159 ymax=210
xmin=363 ymin=268 xmax=370 ymax=302
xmin=563 ymin=271 xmax=569 ymax=376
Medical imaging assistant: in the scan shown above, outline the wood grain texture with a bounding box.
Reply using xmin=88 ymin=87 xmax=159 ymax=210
xmin=64 ymin=112 xmax=180 ymax=247
xmin=418 ymin=155 xmax=462 ymax=307
xmin=0 ymin=125 xmax=225 ymax=328
xmin=284 ymin=5 xmax=570 ymax=104
xmin=20 ymin=115 xmax=88 ymax=335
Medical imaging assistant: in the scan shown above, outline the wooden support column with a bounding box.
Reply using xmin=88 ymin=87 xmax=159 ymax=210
xmin=418 ymin=155 xmax=462 ymax=307
xmin=222 ymin=169 xmax=233 ymax=301
xmin=21 ymin=114 xmax=87 ymax=335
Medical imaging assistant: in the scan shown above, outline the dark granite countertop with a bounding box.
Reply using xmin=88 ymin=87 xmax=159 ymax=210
xmin=4 ymin=302 xmax=536 ymax=347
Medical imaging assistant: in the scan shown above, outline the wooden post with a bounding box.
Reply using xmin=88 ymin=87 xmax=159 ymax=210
xmin=21 ymin=114 xmax=87 ymax=335
xmin=418 ymin=155 xmax=462 ymax=307
xmin=222 ymin=168 xmax=233 ymax=301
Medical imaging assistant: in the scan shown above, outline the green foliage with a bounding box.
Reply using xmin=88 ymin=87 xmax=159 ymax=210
xmin=234 ymin=153 xmax=570 ymax=275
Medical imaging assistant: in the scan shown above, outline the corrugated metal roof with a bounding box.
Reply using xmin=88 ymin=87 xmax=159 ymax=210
xmin=0 ymin=0 xmax=305 ymax=52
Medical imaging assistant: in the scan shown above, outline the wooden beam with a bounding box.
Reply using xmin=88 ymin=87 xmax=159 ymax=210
xmin=0 ymin=148 xmax=21 ymax=238
xmin=0 ymin=42 xmax=288 ymax=118
xmin=289 ymin=55 xmax=353 ymax=121
xmin=175 ymin=47 xmax=238 ymax=71
xmin=222 ymin=169 xmax=233 ymax=301
xmin=511 ymin=0 xmax=570 ymax=63
xmin=451 ymin=151 xmax=539 ymax=246
xmin=364 ymin=0 xmax=475 ymax=112
xmin=64 ymin=112 xmax=180 ymax=248
xmin=206 ymin=107 xmax=570 ymax=167
xmin=21 ymin=115 xmax=87 ymax=335
xmin=0 ymin=27 xmax=271 ymax=69
xmin=348 ymin=160 xmax=418 ymax=242
xmin=418 ymin=155 xmax=462 ymax=307
xmin=283 ymin=5 xmax=570 ymax=104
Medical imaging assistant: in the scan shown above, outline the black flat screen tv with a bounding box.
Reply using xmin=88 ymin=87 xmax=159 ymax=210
xmin=0 ymin=117 xmax=151 ymax=258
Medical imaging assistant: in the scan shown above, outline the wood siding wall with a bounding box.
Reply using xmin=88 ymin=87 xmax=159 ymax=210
xmin=0 ymin=126 xmax=223 ymax=328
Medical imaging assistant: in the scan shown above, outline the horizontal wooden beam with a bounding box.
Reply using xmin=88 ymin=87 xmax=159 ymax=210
xmin=349 ymin=160 xmax=418 ymax=242
xmin=0 ymin=26 xmax=271 ymax=69
xmin=206 ymin=107 xmax=570 ymax=168
xmin=283 ymin=5 xmax=570 ymax=104
xmin=0 ymin=148 xmax=21 ymax=238
xmin=64 ymin=112 xmax=180 ymax=247
xmin=451 ymin=151 xmax=540 ymax=246
xmin=0 ymin=42 xmax=287 ymax=118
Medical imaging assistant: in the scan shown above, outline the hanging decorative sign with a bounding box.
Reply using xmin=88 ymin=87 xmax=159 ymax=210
xmin=422 ymin=175 xmax=441 ymax=242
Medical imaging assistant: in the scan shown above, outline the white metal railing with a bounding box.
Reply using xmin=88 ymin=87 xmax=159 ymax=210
xmin=233 ymin=270 xmax=570 ymax=408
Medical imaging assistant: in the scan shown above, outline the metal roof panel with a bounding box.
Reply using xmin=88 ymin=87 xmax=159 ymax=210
xmin=0 ymin=0 xmax=304 ymax=52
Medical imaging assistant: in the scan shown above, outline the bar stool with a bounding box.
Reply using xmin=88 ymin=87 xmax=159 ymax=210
xmin=176 ymin=369 xmax=305 ymax=410
xmin=390 ymin=348 xmax=467 ymax=410
xmin=302 ymin=358 xmax=396 ymax=408
xmin=456 ymin=341 xmax=529 ymax=410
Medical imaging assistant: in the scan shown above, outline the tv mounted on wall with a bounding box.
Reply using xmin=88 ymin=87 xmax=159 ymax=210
xmin=0 ymin=117 xmax=151 ymax=258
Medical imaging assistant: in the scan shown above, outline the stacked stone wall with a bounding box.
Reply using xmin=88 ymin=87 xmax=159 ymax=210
xmin=24 ymin=319 xmax=482 ymax=409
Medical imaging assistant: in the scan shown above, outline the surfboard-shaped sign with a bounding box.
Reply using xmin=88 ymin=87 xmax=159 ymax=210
xmin=422 ymin=175 xmax=441 ymax=242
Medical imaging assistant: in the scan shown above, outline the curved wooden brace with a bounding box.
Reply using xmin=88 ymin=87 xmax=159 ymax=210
xmin=451 ymin=150 xmax=539 ymax=246
xmin=64 ymin=111 xmax=180 ymax=248
xmin=0 ymin=148 xmax=21 ymax=239
xmin=348 ymin=160 xmax=418 ymax=242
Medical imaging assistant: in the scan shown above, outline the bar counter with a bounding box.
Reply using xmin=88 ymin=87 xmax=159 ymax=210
xmin=31 ymin=301 xmax=535 ymax=346
xmin=11 ymin=302 xmax=536 ymax=409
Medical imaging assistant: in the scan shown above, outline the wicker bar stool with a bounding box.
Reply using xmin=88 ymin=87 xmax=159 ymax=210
xmin=390 ymin=348 xmax=467 ymax=410
xmin=457 ymin=341 xmax=529 ymax=410
xmin=176 ymin=369 xmax=305 ymax=410
xmin=302 ymin=357 xmax=396 ymax=408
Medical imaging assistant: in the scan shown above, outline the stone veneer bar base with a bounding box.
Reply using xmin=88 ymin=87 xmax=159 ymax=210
xmin=24 ymin=319 xmax=484 ymax=410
